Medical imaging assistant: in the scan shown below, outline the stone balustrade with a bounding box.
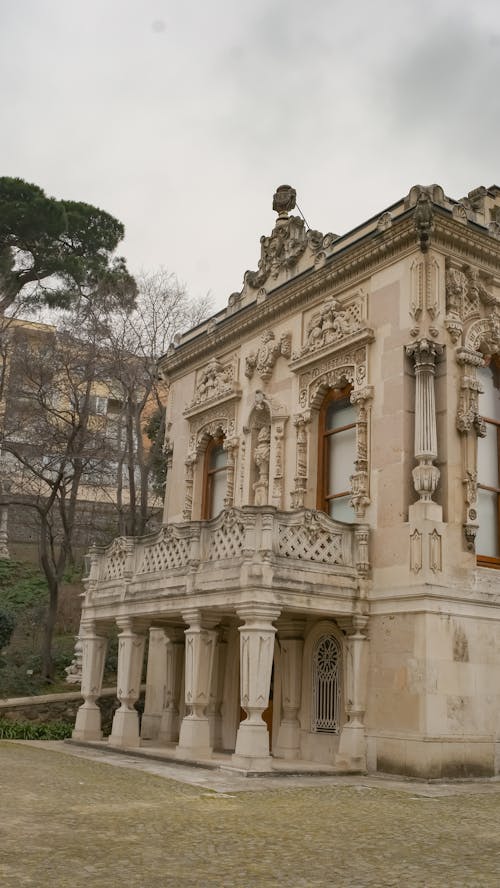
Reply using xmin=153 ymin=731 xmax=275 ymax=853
xmin=83 ymin=507 xmax=369 ymax=610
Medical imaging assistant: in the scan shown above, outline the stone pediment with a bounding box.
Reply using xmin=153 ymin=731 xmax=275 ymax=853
xmin=289 ymin=290 xmax=372 ymax=372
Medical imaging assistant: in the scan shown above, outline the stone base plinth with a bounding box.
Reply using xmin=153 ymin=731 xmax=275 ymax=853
xmin=274 ymin=720 xmax=300 ymax=760
xmin=176 ymin=715 xmax=212 ymax=759
xmin=233 ymin=720 xmax=271 ymax=769
xmin=335 ymin=724 xmax=367 ymax=772
xmin=109 ymin=707 xmax=140 ymax=748
xmin=140 ymin=713 xmax=162 ymax=741
xmin=72 ymin=702 xmax=102 ymax=742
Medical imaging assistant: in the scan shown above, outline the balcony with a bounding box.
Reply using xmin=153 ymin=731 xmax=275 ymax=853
xmin=83 ymin=507 xmax=370 ymax=620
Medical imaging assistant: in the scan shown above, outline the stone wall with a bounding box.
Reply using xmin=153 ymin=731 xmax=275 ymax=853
xmin=0 ymin=688 xmax=144 ymax=735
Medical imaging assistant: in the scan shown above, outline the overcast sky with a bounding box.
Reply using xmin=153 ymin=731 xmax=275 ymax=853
xmin=2 ymin=0 xmax=500 ymax=311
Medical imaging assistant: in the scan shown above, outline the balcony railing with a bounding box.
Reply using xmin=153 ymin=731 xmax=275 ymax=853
xmin=84 ymin=507 xmax=369 ymax=604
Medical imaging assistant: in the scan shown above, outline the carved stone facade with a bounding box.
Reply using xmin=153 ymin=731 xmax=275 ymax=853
xmin=74 ymin=182 xmax=500 ymax=781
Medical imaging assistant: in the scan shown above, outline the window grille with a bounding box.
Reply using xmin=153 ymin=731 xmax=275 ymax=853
xmin=312 ymin=634 xmax=341 ymax=733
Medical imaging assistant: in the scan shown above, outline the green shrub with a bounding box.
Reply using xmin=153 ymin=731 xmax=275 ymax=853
xmin=0 ymin=609 xmax=16 ymax=650
xmin=0 ymin=718 xmax=73 ymax=740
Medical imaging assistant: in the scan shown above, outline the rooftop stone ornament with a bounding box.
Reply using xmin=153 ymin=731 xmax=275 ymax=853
xmin=272 ymin=184 xmax=297 ymax=217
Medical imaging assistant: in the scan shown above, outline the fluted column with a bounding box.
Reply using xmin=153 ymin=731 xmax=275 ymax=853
xmin=176 ymin=610 xmax=217 ymax=759
xmin=406 ymin=339 xmax=443 ymax=505
xmin=274 ymin=618 xmax=305 ymax=760
xmin=158 ymin=628 xmax=185 ymax=744
xmin=335 ymin=615 xmax=369 ymax=771
xmin=109 ymin=618 xmax=146 ymax=748
xmin=72 ymin=620 xmax=107 ymax=741
xmin=141 ymin=627 xmax=167 ymax=741
xmin=232 ymin=604 xmax=281 ymax=770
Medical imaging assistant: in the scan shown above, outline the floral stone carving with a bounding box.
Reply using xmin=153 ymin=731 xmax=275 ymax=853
xmin=299 ymin=299 xmax=362 ymax=357
xmin=245 ymin=330 xmax=291 ymax=382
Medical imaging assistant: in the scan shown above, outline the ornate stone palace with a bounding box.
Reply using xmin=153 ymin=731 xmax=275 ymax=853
xmin=74 ymin=183 xmax=500 ymax=777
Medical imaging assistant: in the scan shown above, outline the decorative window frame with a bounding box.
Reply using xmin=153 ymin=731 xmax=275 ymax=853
xmin=299 ymin=620 xmax=345 ymax=737
xmin=289 ymin=317 xmax=374 ymax=517
xmin=182 ymin=401 xmax=240 ymax=522
xmin=446 ymin=260 xmax=500 ymax=557
xmin=242 ymin=391 xmax=289 ymax=509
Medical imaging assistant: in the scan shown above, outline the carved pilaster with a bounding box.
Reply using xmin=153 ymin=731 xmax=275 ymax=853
xmin=159 ymin=628 xmax=185 ymax=744
xmin=223 ymin=437 xmax=239 ymax=508
xmin=350 ymin=387 xmax=372 ymax=519
xmin=176 ymin=610 xmax=218 ymax=758
xmin=275 ymin=618 xmax=305 ymax=760
xmin=110 ymin=618 xmax=146 ymax=748
xmin=182 ymin=454 xmax=196 ymax=521
xmin=291 ymin=411 xmax=311 ymax=509
xmin=72 ymin=620 xmax=108 ymax=741
xmin=232 ymin=604 xmax=281 ymax=770
xmin=406 ymin=339 xmax=443 ymax=505
xmin=272 ymin=422 xmax=285 ymax=508
xmin=456 ymin=347 xmax=485 ymax=549
xmin=335 ymin=614 xmax=369 ymax=771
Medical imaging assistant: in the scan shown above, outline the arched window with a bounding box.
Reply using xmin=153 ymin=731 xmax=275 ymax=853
xmin=311 ymin=633 xmax=342 ymax=733
xmin=202 ymin=436 xmax=227 ymax=519
xmin=477 ymin=363 xmax=500 ymax=566
xmin=317 ymin=386 xmax=356 ymax=522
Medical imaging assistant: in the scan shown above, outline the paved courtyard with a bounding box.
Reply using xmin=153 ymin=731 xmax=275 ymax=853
xmin=1 ymin=742 xmax=500 ymax=887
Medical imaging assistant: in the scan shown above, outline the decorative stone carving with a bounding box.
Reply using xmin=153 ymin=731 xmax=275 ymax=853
xmin=445 ymin=264 xmax=497 ymax=343
xmin=253 ymin=425 xmax=271 ymax=506
xmin=452 ymin=203 xmax=469 ymax=224
xmin=272 ymin=422 xmax=285 ymax=508
xmin=406 ymin=339 xmax=443 ymax=503
xmin=350 ymin=387 xmax=373 ymax=519
xmin=376 ymin=211 xmax=392 ymax=232
xmin=410 ymin=529 xmax=423 ymax=572
xmin=223 ymin=436 xmax=239 ymax=508
xmin=414 ymin=191 xmax=434 ymax=253
xmin=189 ymin=358 xmax=235 ymax=409
xmin=291 ymin=411 xmax=311 ymax=509
xmin=429 ymin=529 xmax=442 ymax=573
xmin=244 ymin=185 xmax=323 ymax=290
xmin=245 ymin=330 xmax=291 ymax=382
xmin=297 ymin=344 xmax=369 ymax=409
xmin=299 ymin=298 xmax=362 ymax=357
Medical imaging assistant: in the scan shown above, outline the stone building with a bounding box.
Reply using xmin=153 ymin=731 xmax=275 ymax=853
xmin=74 ymin=183 xmax=500 ymax=778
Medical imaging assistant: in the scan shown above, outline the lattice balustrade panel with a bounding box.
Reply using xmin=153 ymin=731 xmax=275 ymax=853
xmin=206 ymin=521 xmax=245 ymax=561
xmin=102 ymin=552 xmax=127 ymax=581
xmin=278 ymin=524 xmax=345 ymax=564
xmin=137 ymin=535 xmax=190 ymax=574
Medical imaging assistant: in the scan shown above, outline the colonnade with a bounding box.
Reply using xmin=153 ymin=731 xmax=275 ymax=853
xmin=73 ymin=606 xmax=369 ymax=771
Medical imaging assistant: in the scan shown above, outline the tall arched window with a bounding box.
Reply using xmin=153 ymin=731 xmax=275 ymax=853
xmin=317 ymin=386 xmax=356 ymax=522
xmin=202 ymin=436 xmax=227 ymax=519
xmin=477 ymin=363 xmax=500 ymax=566
xmin=312 ymin=633 xmax=342 ymax=733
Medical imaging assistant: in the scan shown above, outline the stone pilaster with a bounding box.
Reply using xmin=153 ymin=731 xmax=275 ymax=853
xmin=291 ymin=412 xmax=310 ymax=509
xmin=350 ymin=387 xmax=373 ymax=519
xmin=223 ymin=438 xmax=238 ymax=508
xmin=208 ymin=626 xmax=228 ymax=749
xmin=176 ymin=610 xmax=217 ymax=759
xmin=182 ymin=454 xmax=196 ymax=521
xmin=141 ymin=627 xmax=167 ymax=741
xmin=109 ymin=618 xmax=146 ymax=748
xmin=158 ymin=628 xmax=185 ymax=744
xmin=274 ymin=618 xmax=305 ymax=760
xmin=406 ymin=339 xmax=443 ymax=515
xmin=232 ymin=604 xmax=281 ymax=771
xmin=335 ymin=615 xmax=369 ymax=771
xmin=72 ymin=620 xmax=108 ymax=741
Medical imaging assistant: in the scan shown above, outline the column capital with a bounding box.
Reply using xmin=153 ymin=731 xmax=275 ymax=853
xmin=236 ymin=603 xmax=281 ymax=626
xmin=115 ymin=617 xmax=148 ymax=635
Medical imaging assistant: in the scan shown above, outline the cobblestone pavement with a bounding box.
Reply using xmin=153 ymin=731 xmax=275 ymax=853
xmin=1 ymin=742 xmax=500 ymax=887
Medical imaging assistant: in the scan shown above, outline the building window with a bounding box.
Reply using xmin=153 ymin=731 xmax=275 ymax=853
xmin=318 ymin=386 xmax=356 ymax=522
xmin=202 ymin=437 xmax=227 ymax=519
xmin=312 ymin=634 xmax=342 ymax=733
xmin=477 ymin=364 xmax=500 ymax=566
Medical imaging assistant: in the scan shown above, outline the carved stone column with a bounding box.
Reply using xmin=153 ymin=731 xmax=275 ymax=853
xmin=271 ymin=421 xmax=285 ymax=508
xmin=182 ymin=454 xmax=196 ymax=521
xmin=208 ymin=625 xmax=228 ymax=749
xmin=406 ymin=339 xmax=443 ymax=514
xmin=335 ymin=615 xmax=369 ymax=771
xmin=223 ymin=437 xmax=239 ymax=508
xmin=232 ymin=604 xmax=281 ymax=770
xmin=109 ymin=618 xmax=146 ymax=748
xmin=141 ymin=627 xmax=167 ymax=741
xmin=158 ymin=628 xmax=185 ymax=744
xmin=350 ymin=387 xmax=373 ymax=519
xmin=176 ymin=610 xmax=217 ymax=759
xmin=274 ymin=618 xmax=305 ymax=760
xmin=291 ymin=411 xmax=310 ymax=509
xmin=72 ymin=620 xmax=108 ymax=741
xmin=456 ymin=347 xmax=485 ymax=549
